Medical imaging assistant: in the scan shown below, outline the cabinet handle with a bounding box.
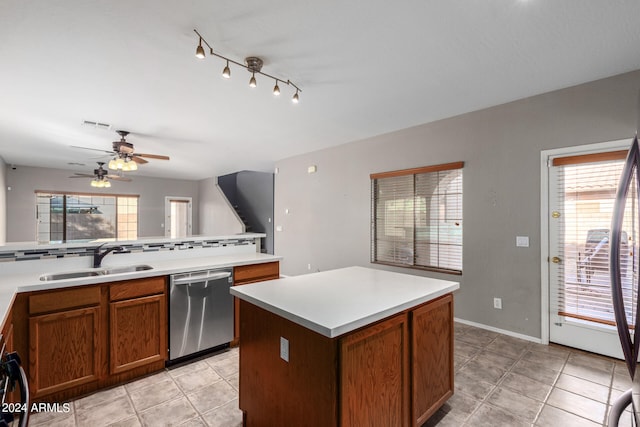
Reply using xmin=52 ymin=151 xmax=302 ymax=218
xmin=172 ymin=271 xmax=231 ymax=285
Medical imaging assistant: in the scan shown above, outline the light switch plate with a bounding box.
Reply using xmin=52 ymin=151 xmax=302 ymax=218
xmin=280 ymin=337 xmax=289 ymax=362
xmin=516 ymin=236 xmax=529 ymax=247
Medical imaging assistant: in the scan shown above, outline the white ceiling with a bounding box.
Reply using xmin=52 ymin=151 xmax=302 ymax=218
xmin=1 ymin=1 xmax=640 ymax=180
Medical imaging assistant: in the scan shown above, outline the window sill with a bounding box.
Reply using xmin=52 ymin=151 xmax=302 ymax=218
xmin=371 ymin=261 xmax=462 ymax=276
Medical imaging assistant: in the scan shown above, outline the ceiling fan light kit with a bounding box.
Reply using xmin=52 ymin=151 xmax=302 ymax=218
xmin=72 ymin=129 xmax=169 ymax=180
xmin=193 ymin=29 xmax=302 ymax=103
xmin=91 ymin=178 xmax=111 ymax=188
xmin=70 ymin=161 xmax=132 ymax=188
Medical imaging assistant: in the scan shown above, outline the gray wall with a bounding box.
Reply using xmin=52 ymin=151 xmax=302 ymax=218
xmin=5 ymin=166 xmax=200 ymax=242
xmin=218 ymin=171 xmax=275 ymax=253
xmin=198 ymin=177 xmax=244 ymax=236
xmin=0 ymin=158 xmax=6 ymax=244
xmin=236 ymin=171 xmax=274 ymax=254
xmin=274 ymin=70 xmax=640 ymax=340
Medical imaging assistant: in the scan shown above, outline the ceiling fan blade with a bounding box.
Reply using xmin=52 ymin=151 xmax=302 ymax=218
xmin=108 ymin=175 xmax=132 ymax=182
xmin=135 ymin=153 xmax=170 ymax=160
xmin=70 ymin=145 xmax=114 ymax=155
xmin=70 ymin=173 xmax=95 ymax=178
xmin=131 ymin=156 xmax=148 ymax=164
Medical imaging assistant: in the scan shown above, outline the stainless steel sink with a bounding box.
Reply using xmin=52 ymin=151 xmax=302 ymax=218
xmin=103 ymin=265 xmax=153 ymax=275
xmin=39 ymin=265 xmax=153 ymax=281
xmin=39 ymin=270 xmax=103 ymax=281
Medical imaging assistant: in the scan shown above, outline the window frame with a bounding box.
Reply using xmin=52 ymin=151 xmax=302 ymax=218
xmin=35 ymin=190 xmax=140 ymax=243
xmin=370 ymin=162 xmax=464 ymax=275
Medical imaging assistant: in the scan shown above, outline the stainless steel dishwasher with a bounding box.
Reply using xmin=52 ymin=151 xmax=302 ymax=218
xmin=169 ymin=268 xmax=233 ymax=362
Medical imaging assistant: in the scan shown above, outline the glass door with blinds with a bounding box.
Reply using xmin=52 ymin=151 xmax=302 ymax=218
xmin=548 ymin=146 xmax=637 ymax=358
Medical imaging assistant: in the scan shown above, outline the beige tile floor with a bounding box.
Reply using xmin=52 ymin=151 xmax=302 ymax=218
xmin=28 ymin=348 xmax=242 ymax=427
xmin=27 ymin=323 xmax=635 ymax=427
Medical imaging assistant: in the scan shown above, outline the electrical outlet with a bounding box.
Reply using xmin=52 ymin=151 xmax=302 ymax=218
xmin=280 ymin=337 xmax=289 ymax=362
xmin=494 ymin=298 xmax=502 ymax=310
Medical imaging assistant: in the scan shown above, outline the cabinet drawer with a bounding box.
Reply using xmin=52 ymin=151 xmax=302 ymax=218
xmin=110 ymin=277 xmax=166 ymax=302
xmin=30 ymin=285 xmax=101 ymax=315
xmin=234 ymin=262 xmax=279 ymax=284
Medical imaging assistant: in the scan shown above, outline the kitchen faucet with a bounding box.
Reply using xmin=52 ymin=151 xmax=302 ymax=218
xmin=93 ymin=243 xmax=124 ymax=268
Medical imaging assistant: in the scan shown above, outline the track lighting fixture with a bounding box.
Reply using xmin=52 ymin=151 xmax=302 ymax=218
xmin=193 ymin=29 xmax=301 ymax=104
xmin=195 ymin=38 xmax=205 ymax=59
xmin=222 ymin=60 xmax=231 ymax=79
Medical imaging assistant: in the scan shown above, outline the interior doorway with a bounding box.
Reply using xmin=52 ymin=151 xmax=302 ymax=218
xmin=165 ymin=197 xmax=192 ymax=238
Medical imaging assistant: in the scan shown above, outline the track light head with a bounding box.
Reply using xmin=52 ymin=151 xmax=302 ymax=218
xmin=249 ymin=72 xmax=257 ymax=88
xmin=273 ymin=81 xmax=280 ymax=96
xmin=222 ymin=61 xmax=231 ymax=79
xmin=292 ymin=90 xmax=299 ymax=104
xmin=195 ymin=38 xmax=205 ymax=59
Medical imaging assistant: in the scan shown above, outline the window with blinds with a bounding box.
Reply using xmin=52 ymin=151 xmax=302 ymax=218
xmin=371 ymin=162 xmax=463 ymax=274
xmin=552 ymin=150 xmax=638 ymax=327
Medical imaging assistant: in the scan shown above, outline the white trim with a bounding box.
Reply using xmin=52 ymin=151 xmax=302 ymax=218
xmin=539 ymin=138 xmax=633 ymax=348
xmin=454 ymin=317 xmax=542 ymax=344
xmin=164 ymin=196 xmax=193 ymax=238
xmin=540 ymin=150 xmax=550 ymax=345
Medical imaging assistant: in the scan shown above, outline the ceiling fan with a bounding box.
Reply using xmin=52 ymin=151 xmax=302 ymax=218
xmin=69 ymin=162 xmax=131 ymax=188
xmin=72 ymin=130 xmax=170 ymax=171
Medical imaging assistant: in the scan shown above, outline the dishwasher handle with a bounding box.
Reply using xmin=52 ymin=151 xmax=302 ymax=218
xmin=172 ymin=271 xmax=231 ymax=286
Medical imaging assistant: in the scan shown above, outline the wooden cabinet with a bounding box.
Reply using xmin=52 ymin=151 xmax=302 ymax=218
xmin=340 ymin=313 xmax=410 ymax=426
xmin=109 ymin=277 xmax=167 ymax=375
xmin=232 ymin=262 xmax=279 ymax=346
xmin=1 ymin=306 xmax=18 ymax=404
xmin=234 ymin=262 xmax=280 ymax=284
xmin=1 ymin=307 xmax=14 ymax=356
xmin=28 ymin=286 xmax=102 ymax=399
xmin=23 ymin=277 xmax=168 ymax=403
xmin=411 ymin=293 xmax=454 ymax=425
xmin=239 ymin=293 xmax=453 ymax=427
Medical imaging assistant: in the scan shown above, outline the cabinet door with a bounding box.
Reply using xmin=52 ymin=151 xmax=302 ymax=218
xmin=110 ymin=294 xmax=167 ymax=375
xmin=232 ymin=262 xmax=280 ymax=346
xmin=1 ymin=321 xmax=18 ymax=404
xmin=29 ymin=307 xmax=100 ymax=398
xmin=340 ymin=313 xmax=410 ymax=427
xmin=411 ymin=294 xmax=454 ymax=426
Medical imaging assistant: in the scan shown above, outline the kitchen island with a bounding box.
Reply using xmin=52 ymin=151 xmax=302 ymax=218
xmin=231 ymin=266 xmax=460 ymax=427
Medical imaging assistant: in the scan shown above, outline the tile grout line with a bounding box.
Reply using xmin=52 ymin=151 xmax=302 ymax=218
xmin=122 ymin=383 xmax=143 ymax=427
xmin=529 ymin=345 xmax=571 ymax=426
xmin=460 ymin=333 xmax=517 ymax=425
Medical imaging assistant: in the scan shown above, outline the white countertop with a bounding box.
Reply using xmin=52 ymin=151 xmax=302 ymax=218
xmin=0 ymin=252 xmax=281 ymax=328
xmin=230 ymin=266 xmax=460 ymax=338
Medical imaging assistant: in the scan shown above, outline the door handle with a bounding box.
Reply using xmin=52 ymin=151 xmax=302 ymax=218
xmin=551 ymin=256 xmax=562 ymax=264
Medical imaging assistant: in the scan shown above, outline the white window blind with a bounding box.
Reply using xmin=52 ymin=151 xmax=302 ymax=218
xmin=552 ymin=150 xmax=638 ymax=326
xmin=371 ymin=162 xmax=463 ymax=274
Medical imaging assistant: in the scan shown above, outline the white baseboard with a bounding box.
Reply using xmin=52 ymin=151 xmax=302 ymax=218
xmin=454 ymin=317 xmax=542 ymax=344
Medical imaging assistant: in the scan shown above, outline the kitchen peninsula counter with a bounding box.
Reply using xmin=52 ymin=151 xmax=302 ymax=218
xmin=231 ymin=266 xmax=459 ymax=427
